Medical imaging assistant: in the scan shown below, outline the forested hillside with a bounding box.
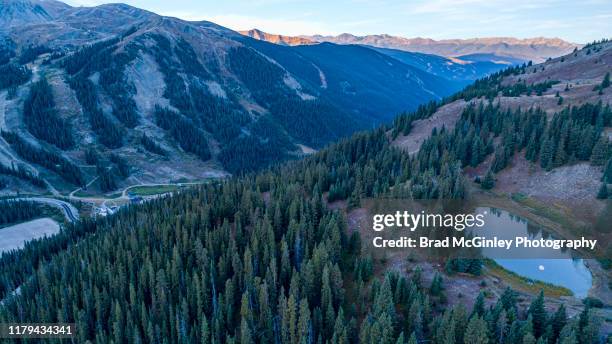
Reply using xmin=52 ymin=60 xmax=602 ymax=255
xmin=1 ymin=41 xmax=610 ymax=343
xmin=0 ymin=125 xmax=604 ymax=343
xmin=0 ymin=0 xmax=467 ymax=198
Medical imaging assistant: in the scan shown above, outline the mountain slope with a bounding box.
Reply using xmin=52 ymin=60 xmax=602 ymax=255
xmin=0 ymin=0 xmax=69 ymax=28
xmin=0 ymin=0 xmax=461 ymax=196
xmin=370 ymin=47 xmax=513 ymax=83
xmin=240 ymin=38 xmax=460 ymax=123
xmin=391 ymin=39 xmax=612 ymax=227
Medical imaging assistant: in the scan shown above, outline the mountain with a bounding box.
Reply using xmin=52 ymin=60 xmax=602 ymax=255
xmin=239 ymin=28 xmax=315 ymax=46
xmin=238 ymin=30 xmax=578 ymax=63
xmin=240 ymin=38 xmax=459 ymax=122
xmin=0 ymin=0 xmax=462 ymax=197
xmin=304 ymin=34 xmax=577 ymax=63
xmin=0 ymin=39 xmax=609 ymax=344
xmin=0 ymin=0 xmax=70 ymax=28
xmin=239 ymin=29 xmax=520 ymax=85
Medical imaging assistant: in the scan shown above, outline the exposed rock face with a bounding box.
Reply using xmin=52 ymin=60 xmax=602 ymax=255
xmin=240 ymin=29 xmax=315 ymax=46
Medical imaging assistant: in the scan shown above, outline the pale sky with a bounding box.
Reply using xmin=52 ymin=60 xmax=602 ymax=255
xmin=62 ymin=0 xmax=612 ymax=43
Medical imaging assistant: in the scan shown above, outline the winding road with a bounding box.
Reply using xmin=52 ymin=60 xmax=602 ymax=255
xmin=12 ymin=197 xmax=79 ymax=223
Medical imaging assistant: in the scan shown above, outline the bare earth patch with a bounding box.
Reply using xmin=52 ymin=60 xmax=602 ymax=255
xmin=494 ymin=154 xmax=604 ymax=217
xmin=391 ymin=100 xmax=467 ymax=154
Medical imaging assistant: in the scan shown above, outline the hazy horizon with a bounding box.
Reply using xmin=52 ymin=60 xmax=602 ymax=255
xmin=61 ymin=0 xmax=611 ymax=44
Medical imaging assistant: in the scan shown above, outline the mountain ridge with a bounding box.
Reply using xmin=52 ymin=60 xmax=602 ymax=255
xmin=239 ymin=28 xmax=315 ymax=46
xmin=240 ymin=28 xmax=578 ymax=62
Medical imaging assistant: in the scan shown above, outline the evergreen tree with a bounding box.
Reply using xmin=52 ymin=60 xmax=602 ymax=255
xmin=551 ymin=304 xmax=567 ymax=342
xmin=464 ymin=316 xmax=488 ymax=344
xmin=604 ymin=158 xmax=612 ymax=183
xmin=601 ymin=72 xmax=610 ymax=89
xmin=471 ymin=292 xmax=485 ymax=318
xmin=540 ymin=138 xmax=554 ymax=171
xmin=481 ymin=170 xmax=495 ymax=190
xmin=407 ymin=332 xmax=417 ymax=344
xmin=596 ymin=183 xmax=608 ymax=199
xmin=590 ymin=137 xmax=609 ymax=166
xmin=528 ymin=291 xmax=547 ymax=338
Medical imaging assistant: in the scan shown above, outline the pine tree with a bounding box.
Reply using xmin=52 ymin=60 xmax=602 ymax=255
xmin=604 ymin=158 xmax=612 ymax=183
xmin=590 ymin=137 xmax=609 ymax=166
xmin=407 ymin=332 xmax=417 ymax=344
xmin=540 ymin=138 xmax=554 ymax=171
xmin=430 ymin=273 xmax=444 ymax=296
xmin=407 ymin=298 xmax=423 ymax=339
xmin=528 ymin=291 xmax=547 ymax=338
xmin=201 ymin=316 xmax=210 ymax=344
xmin=463 ymin=316 xmax=488 ymax=344
xmin=553 ymin=139 xmax=567 ymax=167
xmin=522 ymin=333 xmax=536 ymax=344
xmin=395 ymin=332 xmax=405 ymax=344
xmin=471 ymin=292 xmax=485 ymax=318
xmin=601 ymin=72 xmax=610 ymax=89
xmin=481 ymin=170 xmax=495 ymax=190
xmin=596 ymin=183 xmax=608 ymax=199
xmin=551 ymin=304 xmax=566 ymax=342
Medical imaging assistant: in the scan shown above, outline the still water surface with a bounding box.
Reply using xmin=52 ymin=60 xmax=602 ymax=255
xmin=477 ymin=208 xmax=592 ymax=298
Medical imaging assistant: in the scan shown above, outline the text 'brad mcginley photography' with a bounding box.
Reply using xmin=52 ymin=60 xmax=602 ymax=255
xmin=368 ymin=207 xmax=600 ymax=259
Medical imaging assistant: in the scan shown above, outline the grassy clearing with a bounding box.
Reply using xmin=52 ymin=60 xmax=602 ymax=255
xmin=510 ymin=193 xmax=578 ymax=231
xmin=127 ymin=185 xmax=179 ymax=196
xmin=484 ymin=259 xmax=573 ymax=298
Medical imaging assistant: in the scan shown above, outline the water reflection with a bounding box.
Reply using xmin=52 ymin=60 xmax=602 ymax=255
xmin=477 ymin=208 xmax=593 ymax=298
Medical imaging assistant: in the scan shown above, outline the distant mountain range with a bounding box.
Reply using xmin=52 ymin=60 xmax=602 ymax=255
xmin=241 ymin=30 xmax=578 ymax=63
xmin=306 ymin=34 xmax=579 ymax=63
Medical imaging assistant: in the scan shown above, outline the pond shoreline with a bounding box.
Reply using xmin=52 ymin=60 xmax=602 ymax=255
xmin=472 ymin=191 xmax=610 ymax=304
